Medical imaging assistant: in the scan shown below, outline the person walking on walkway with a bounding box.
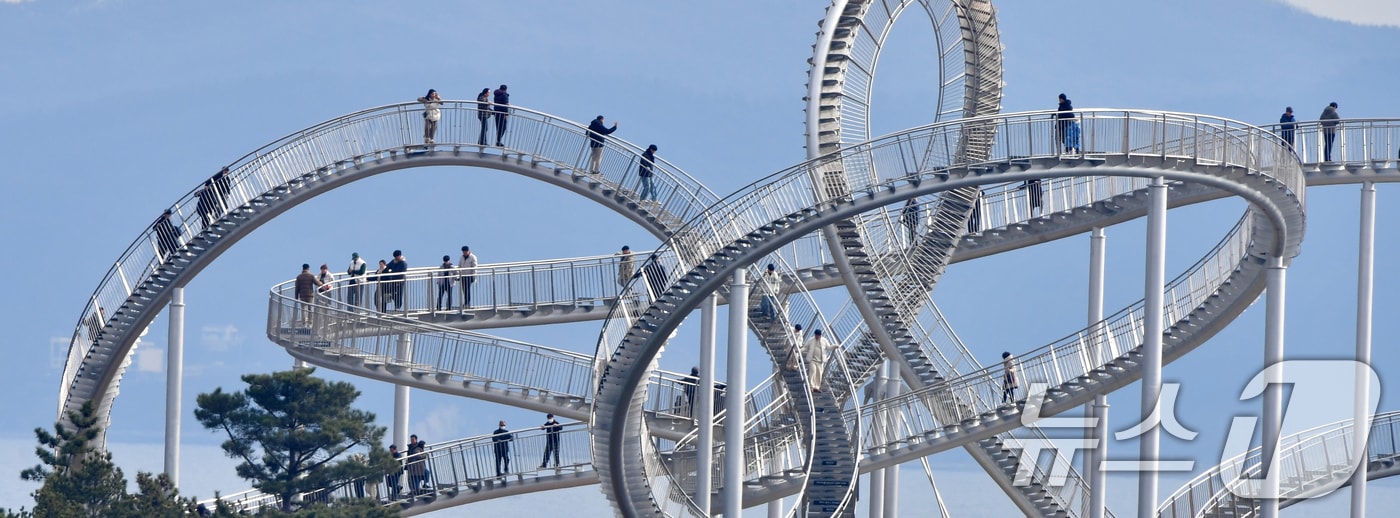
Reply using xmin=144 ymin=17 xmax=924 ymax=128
xmin=476 ymin=88 xmax=492 ymax=146
xmin=1056 ymin=93 xmax=1076 ymax=152
xmin=418 ymin=89 xmax=442 ymax=144
xmin=406 ymin=434 xmax=428 ymax=494
xmin=682 ymin=367 xmax=699 ymax=416
xmin=346 ymin=252 xmax=366 ymax=306
xmin=211 ymin=167 xmax=232 ymax=215
xmin=803 ymin=329 xmax=836 ymax=392
xmin=1001 ymin=351 xmax=1020 ymax=404
xmin=539 ymin=414 xmax=563 ymax=468
xmin=492 ymin=421 xmax=513 ymax=478
xmin=458 ymin=246 xmax=478 ymax=309
xmin=196 ymin=178 xmax=221 ymax=228
xmin=637 ymin=144 xmax=658 ymax=201
xmin=1278 ymin=106 xmax=1296 ymax=149
xmin=294 ymin=264 xmax=318 ymax=326
xmin=1023 ymin=178 xmax=1044 ymax=216
xmin=587 ymin=115 xmax=619 ymax=174
xmin=616 ymin=245 xmax=634 ymax=287
xmin=386 ymin=250 xmax=408 ymax=310
xmin=386 ymin=444 xmax=404 ymax=500
xmin=372 ymin=259 xmax=389 ymax=312
xmin=785 ymin=324 xmax=805 ymax=372
xmin=153 ymin=209 xmax=181 ymax=262
xmin=1320 ymin=102 xmax=1340 ymax=162
xmin=316 ymin=264 xmax=335 ymax=307
xmin=901 ymin=198 xmax=920 ymax=245
xmin=436 ymin=255 xmax=455 ymax=311
xmin=759 ymin=263 xmax=781 ymax=320
xmin=643 ymin=255 xmax=667 ymax=301
xmin=492 ymin=85 xmax=510 ymax=146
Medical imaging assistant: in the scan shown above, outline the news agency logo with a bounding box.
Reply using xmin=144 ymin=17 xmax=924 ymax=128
xmin=1004 ymin=360 xmax=1379 ymax=501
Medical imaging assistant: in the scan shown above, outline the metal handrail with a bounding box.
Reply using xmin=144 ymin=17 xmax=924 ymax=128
xmin=594 ymin=108 xmax=1303 ymax=518
xmin=309 ymin=250 xmax=654 ymax=318
xmin=268 ymin=279 xmax=706 ymax=420
xmin=855 ymin=212 xmax=1250 ymax=442
xmin=60 ymin=100 xmax=719 ymax=426
xmin=1158 ymin=410 xmax=1400 ymax=517
xmin=206 ymin=422 xmax=594 ymax=513
xmin=1262 ymin=118 xmax=1400 ymax=167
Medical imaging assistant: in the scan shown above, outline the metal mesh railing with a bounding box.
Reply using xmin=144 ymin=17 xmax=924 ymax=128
xmin=61 ymin=101 xmax=718 ymax=425
xmin=1158 ymin=410 xmax=1400 ymax=517
xmin=594 ymin=108 xmax=1303 ymax=518
xmin=205 ymin=423 xmax=595 ymax=513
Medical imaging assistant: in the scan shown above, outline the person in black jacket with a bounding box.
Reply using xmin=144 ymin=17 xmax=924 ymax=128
xmin=386 ymin=250 xmax=408 ymax=310
xmin=586 ymin=115 xmax=619 ymax=174
xmin=492 ymin=85 xmax=510 ymax=146
xmin=153 ymin=209 xmax=181 ymax=262
xmin=1278 ymin=106 xmax=1296 ymax=149
xmin=492 ymin=421 xmax=513 ymax=477
xmin=637 ymin=144 xmax=658 ymax=201
xmin=476 ymin=88 xmax=492 ymax=146
xmin=539 ymin=414 xmax=563 ymax=468
xmin=1056 ymin=93 xmax=1075 ymax=152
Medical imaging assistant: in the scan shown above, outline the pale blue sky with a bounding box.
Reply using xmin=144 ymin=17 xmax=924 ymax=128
xmin=3 ymin=0 xmax=1400 ymax=515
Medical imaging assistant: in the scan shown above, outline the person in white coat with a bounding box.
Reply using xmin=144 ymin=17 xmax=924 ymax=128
xmin=459 ymin=245 xmax=478 ymax=309
xmin=804 ymin=329 xmax=837 ymax=392
xmin=1001 ymin=351 xmax=1019 ymax=404
xmin=418 ymin=89 xmax=442 ymax=144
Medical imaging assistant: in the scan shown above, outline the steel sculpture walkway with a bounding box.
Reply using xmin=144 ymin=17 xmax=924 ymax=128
xmin=61 ymin=0 xmax=1400 ymax=515
xmin=116 ymin=114 xmax=1400 ymax=517
xmin=1158 ymin=410 xmax=1400 ymax=517
xmin=59 ymin=101 xmax=721 ymax=443
xmin=588 ymin=108 xmax=1305 ymax=518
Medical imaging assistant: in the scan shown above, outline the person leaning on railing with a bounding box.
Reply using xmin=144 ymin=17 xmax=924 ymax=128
xmin=1320 ymin=102 xmax=1340 ymax=162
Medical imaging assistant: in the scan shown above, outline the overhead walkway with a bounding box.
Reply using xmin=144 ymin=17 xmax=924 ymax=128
xmin=804 ymin=0 xmax=1036 ymax=509
xmin=58 ymin=101 xmax=722 ymax=445
xmin=267 ymin=116 xmax=1400 ymax=518
xmin=589 ymin=109 xmax=1305 ymax=518
xmin=252 ymin=118 xmax=1400 ymax=518
xmin=72 ymin=108 xmax=1400 ymax=517
xmin=1158 ymin=410 xmax=1400 ymax=517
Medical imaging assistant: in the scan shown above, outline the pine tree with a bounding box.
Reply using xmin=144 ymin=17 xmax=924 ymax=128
xmin=2 ymin=401 xmax=196 ymax=517
xmin=195 ymin=368 xmax=389 ymax=513
xmin=20 ymin=400 xmax=129 ymax=517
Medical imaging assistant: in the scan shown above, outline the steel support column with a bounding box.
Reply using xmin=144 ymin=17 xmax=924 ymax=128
xmin=1261 ymin=256 xmax=1287 ymax=518
xmin=393 ymin=333 xmax=411 ymax=451
xmin=1352 ymin=182 xmax=1375 ymax=517
xmin=869 ymin=362 xmax=887 ymax=518
xmin=698 ymin=294 xmax=717 ymax=515
xmin=164 ymin=287 xmax=184 ymax=486
xmin=1138 ymin=177 xmax=1167 ymax=518
xmin=1087 ymin=227 xmax=1107 ymax=518
xmin=883 ymin=372 xmax=899 ymax=518
xmin=724 ymin=270 xmax=749 ymax=518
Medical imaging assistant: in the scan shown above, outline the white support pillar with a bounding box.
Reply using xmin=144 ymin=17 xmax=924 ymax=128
xmin=883 ymin=373 xmax=899 ymax=518
xmin=1138 ymin=177 xmax=1167 ymax=518
xmin=1351 ymin=182 xmax=1375 ymax=518
xmin=697 ymin=295 xmax=717 ymax=516
xmin=164 ymin=287 xmax=185 ymax=486
xmin=1261 ymin=256 xmax=1287 ymax=518
xmin=869 ymin=363 xmax=887 ymax=518
xmin=1087 ymin=227 xmax=1107 ymax=518
xmin=393 ymin=333 xmax=412 ymax=451
xmin=724 ymin=270 xmax=749 ymax=518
